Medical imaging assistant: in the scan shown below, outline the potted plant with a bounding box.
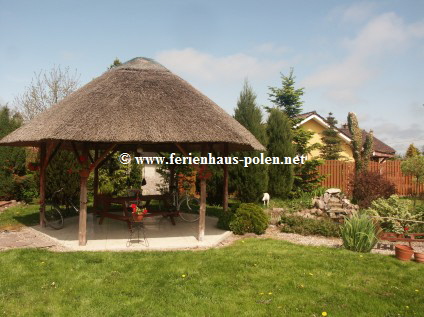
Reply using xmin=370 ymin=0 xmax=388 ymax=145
xmin=414 ymin=252 xmax=424 ymax=263
xmin=395 ymin=244 xmax=414 ymax=261
xmin=131 ymin=204 xmax=148 ymax=221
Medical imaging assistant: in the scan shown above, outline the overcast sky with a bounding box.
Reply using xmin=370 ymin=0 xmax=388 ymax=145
xmin=1 ymin=0 xmax=423 ymax=154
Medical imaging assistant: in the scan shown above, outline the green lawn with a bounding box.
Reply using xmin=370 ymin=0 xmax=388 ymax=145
xmin=0 ymin=204 xmax=40 ymax=230
xmin=1 ymin=239 xmax=423 ymax=317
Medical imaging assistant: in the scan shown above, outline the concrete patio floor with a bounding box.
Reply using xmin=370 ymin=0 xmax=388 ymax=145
xmin=33 ymin=213 xmax=232 ymax=251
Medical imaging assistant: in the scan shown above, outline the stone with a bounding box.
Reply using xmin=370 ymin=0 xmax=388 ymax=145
xmin=326 ymin=188 xmax=341 ymax=195
xmin=314 ymin=199 xmax=326 ymax=210
xmin=315 ymin=209 xmax=324 ymax=216
xmin=323 ymin=193 xmax=330 ymax=204
xmin=272 ymin=208 xmax=285 ymax=213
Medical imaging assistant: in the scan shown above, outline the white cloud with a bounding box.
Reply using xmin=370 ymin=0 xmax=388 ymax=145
xmin=304 ymin=12 xmax=424 ymax=105
xmin=253 ymin=43 xmax=289 ymax=55
xmin=328 ymin=2 xmax=377 ymax=24
xmin=155 ymin=48 xmax=288 ymax=83
xmin=341 ymin=2 xmax=377 ymax=23
xmin=372 ymin=122 xmax=424 ymax=154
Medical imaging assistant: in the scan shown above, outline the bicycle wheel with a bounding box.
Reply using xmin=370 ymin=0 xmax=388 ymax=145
xmin=178 ymin=196 xmax=200 ymax=222
xmin=44 ymin=204 xmax=64 ymax=229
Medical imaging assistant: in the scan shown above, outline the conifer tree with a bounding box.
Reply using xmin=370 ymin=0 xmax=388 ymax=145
xmin=321 ymin=112 xmax=343 ymax=160
xmin=347 ymin=112 xmax=373 ymax=174
xmin=0 ymin=106 xmax=26 ymax=198
xmin=266 ymin=108 xmax=294 ymax=198
xmin=231 ymin=80 xmax=268 ymax=202
xmin=405 ymin=143 xmax=420 ymax=158
xmin=268 ymin=69 xmax=322 ymax=195
xmin=268 ymin=68 xmax=304 ymax=119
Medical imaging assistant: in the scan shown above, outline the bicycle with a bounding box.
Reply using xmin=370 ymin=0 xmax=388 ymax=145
xmin=44 ymin=188 xmax=79 ymax=229
xmin=163 ymin=174 xmax=200 ymax=222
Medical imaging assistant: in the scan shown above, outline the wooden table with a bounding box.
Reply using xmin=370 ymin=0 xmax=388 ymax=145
xmin=95 ymin=194 xmax=179 ymax=228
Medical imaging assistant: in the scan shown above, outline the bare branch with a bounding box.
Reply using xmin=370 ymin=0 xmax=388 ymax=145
xmin=13 ymin=65 xmax=80 ymax=121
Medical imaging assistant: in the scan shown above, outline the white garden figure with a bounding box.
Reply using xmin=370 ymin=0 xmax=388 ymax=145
xmin=262 ymin=193 xmax=270 ymax=206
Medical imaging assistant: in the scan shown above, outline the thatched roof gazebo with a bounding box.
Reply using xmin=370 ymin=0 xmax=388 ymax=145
xmin=0 ymin=57 xmax=265 ymax=246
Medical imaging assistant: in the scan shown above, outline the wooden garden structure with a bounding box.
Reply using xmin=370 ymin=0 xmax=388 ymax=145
xmin=0 ymin=57 xmax=264 ymax=246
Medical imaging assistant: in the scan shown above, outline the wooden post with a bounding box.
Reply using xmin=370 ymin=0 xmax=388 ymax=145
xmin=222 ymin=143 xmax=229 ymax=212
xmin=93 ymin=149 xmax=99 ymax=209
xmin=79 ymin=146 xmax=90 ymax=246
xmin=169 ymin=164 xmax=175 ymax=193
xmin=39 ymin=143 xmax=47 ymax=227
xmin=198 ymin=144 xmax=207 ymax=241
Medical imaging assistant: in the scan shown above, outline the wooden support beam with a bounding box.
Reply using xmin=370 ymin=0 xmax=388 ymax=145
xmin=46 ymin=141 xmax=62 ymax=167
xmin=90 ymin=144 xmax=117 ymax=172
xmin=78 ymin=145 xmax=90 ymax=246
xmin=175 ymin=143 xmax=189 ymax=156
xmin=222 ymin=143 xmax=229 ymax=212
xmin=93 ymin=149 xmax=99 ymax=209
xmin=97 ymin=149 xmax=117 ymax=169
xmin=198 ymin=144 xmax=207 ymax=241
xmin=71 ymin=142 xmax=81 ymax=165
xmin=39 ymin=143 xmax=47 ymax=227
xmin=87 ymin=151 xmax=94 ymax=164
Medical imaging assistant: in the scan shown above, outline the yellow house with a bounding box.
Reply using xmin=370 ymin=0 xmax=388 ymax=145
xmin=296 ymin=111 xmax=396 ymax=162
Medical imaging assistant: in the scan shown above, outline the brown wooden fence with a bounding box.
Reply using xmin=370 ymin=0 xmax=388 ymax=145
xmin=317 ymin=160 xmax=424 ymax=196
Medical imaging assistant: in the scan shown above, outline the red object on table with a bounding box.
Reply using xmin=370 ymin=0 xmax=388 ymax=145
xmin=131 ymin=204 xmax=137 ymax=213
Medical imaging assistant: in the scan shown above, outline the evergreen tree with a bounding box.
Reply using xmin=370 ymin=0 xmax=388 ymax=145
xmin=268 ymin=68 xmax=304 ymax=119
xmin=108 ymin=58 xmax=122 ymax=69
xmin=266 ymin=108 xmax=294 ymax=198
xmin=268 ymin=69 xmax=323 ymax=195
xmin=405 ymin=143 xmax=420 ymax=158
xmin=231 ymin=80 xmax=268 ymax=203
xmin=321 ymin=112 xmax=343 ymax=160
xmin=0 ymin=106 xmax=27 ymax=199
xmin=347 ymin=112 xmax=373 ymax=174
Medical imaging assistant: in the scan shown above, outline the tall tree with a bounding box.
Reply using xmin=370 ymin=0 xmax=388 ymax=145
xmin=401 ymin=155 xmax=424 ymax=206
xmin=266 ymin=108 xmax=294 ymax=198
xmin=268 ymin=69 xmax=323 ymax=195
xmin=321 ymin=112 xmax=343 ymax=160
xmin=231 ymin=80 xmax=268 ymax=202
xmin=347 ymin=112 xmax=373 ymax=174
xmin=268 ymin=68 xmax=304 ymax=119
xmin=0 ymin=106 xmax=27 ymax=199
xmin=14 ymin=65 xmax=80 ymax=121
xmin=13 ymin=66 xmax=81 ymax=200
xmin=109 ymin=58 xmax=122 ymax=69
xmin=405 ymin=143 xmax=420 ymax=158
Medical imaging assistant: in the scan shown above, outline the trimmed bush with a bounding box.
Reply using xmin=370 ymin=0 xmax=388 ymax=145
xmin=340 ymin=213 xmax=381 ymax=253
xmin=279 ymin=215 xmax=340 ymax=237
xmin=217 ymin=210 xmax=234 ymax=231
xmin=352 ymin=170 xmax=396 ymax=208
xmin=229 ymin=203 xmax=268 ymax=235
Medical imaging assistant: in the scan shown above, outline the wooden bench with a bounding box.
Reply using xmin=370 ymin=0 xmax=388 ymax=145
xmin=378 ymin=232 xmax=424 ymax=249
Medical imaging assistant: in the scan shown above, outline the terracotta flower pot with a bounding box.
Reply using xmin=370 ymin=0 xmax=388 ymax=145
xmin=395 ymin=245 xmax=414 ymax=261
xmin=414 ymin=252 xmax=424 ymax=263
xmin=133 ymin=214 xmax=144 ymax=222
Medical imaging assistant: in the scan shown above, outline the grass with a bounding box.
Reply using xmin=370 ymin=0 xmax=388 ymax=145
xmin=0 ymin=204 xmax=40 ymax=230
xmin=0 ymin=240 xmax=423 ymax=316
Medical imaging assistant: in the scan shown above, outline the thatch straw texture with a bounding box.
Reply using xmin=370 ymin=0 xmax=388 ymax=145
xmin=0 ymin=57 xmax=264 ymax=152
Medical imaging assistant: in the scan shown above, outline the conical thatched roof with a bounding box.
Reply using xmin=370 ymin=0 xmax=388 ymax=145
xmin=0 ymin=57 xmax=265 ymax=152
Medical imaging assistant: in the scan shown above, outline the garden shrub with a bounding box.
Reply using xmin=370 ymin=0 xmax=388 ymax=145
xmin=365 ymin=195 xmax=424 ymax=233
xmin=229 ymin=203 xmax=268 ymax=235
xmin=12 ymin=174 xmax=38 ymax=203
xmin=217 ymin=209 xmax=235 ymax=230
xmin=340 ymin=213 xmax=381 ymax=253
xmin=352 ymin=170 xmax=396 ymax=208
xmin=279 ymin=215 xmax=340 ymax=237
